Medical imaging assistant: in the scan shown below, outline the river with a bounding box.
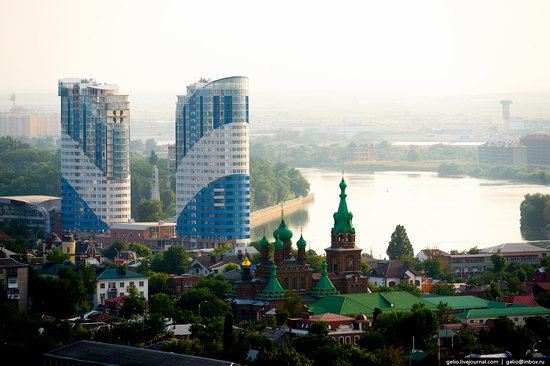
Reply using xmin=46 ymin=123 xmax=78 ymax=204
xmin=251 ymin=169 xmax=550 ymax=259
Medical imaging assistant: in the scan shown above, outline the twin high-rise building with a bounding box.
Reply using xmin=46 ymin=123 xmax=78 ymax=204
xmin=58 ymin=76 xmax=250 ymax=246
xmin=175 ymin=77 xmax=250 ymax=246
xmin=58 ymin=78 xmax=131 ymax=232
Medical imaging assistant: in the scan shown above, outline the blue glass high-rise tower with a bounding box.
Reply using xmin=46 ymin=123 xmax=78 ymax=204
xmin=175 ymin=77 xmax=250 ymax=246
xmin=58 ymin=78 xmax=131 ymax=232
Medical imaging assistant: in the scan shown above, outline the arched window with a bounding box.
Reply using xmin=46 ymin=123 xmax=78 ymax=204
xmin=348 ymin=258 xmax=354 ymax=271
xmin=332 ymin=258 xmax=337 ymax=272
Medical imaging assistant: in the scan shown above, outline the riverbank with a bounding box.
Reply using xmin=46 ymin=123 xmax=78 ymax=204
xmin=251 ymin=194 xmax=315 ymax=227
xmin=310 ymin=160 xmax=550 ymax=186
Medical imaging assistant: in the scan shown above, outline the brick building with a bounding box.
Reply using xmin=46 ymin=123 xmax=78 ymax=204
xmin=229 ymin=177 xmax=368 ymax=320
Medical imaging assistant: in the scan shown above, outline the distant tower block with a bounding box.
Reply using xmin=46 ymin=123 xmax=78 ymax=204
xmin=500 ymin=100 xmax=512 ymax=121
xmin=151 ymin=165 xmax=160 ymax=201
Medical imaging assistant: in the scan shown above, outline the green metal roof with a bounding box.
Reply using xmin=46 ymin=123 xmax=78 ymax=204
xmin=256 ymin=264 xmax=286 ymax=300
xmin=259 ymin=235 xmax=270 ymax=248
xmin=274 ymin=235 xmax=284 ymax=250
xmin=296 ymin=234 xmax=307 ymax=249
xmin=310 ymin=260 xmax=339 ymax=298
xmin=422 ymin=295 xmax=490 ymax=310
xmin=96 ymin=268 xmax=148 ymax=281
xmin=332 ymin=178 xmax=355 ymax=233
xmin=308 ymin=291 xmax=435 ymax=316
xmin=273 ymin=219 xmax=293 ymax=241
xmin=456 ymin=306 xmax=550 ymax=319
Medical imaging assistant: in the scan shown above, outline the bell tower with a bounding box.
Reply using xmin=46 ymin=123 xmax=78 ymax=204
xmin=325 ymin=177 xmax=362 ymax=276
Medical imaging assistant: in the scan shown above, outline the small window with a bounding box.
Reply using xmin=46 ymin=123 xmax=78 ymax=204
xmin=119 ymin=293 xmax=124 ymax=297
xmin=120 ymin=282 xmax=124 ymax=288
xmin=129 ymin=282 xmax=134 ymax=287
xmin=139 ymin=281 xmax=144 ymax=287
xmin=100 ymin=283 xmax=105 ymax=289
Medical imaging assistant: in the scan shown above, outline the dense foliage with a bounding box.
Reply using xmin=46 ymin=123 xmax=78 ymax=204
xmin=519 ymin=193 xmax=550 ymax=240
xmin=0 ymin=136 xmax=60 ymax=196
xmin=250 ymin=157 xmax=310 ymax=210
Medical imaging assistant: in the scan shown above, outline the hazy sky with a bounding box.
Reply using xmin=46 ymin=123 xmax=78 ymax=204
xmin=2 ymin=0 xmax=550 ymax=96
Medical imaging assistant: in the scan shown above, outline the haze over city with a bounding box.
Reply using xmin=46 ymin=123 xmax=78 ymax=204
xmin=2 ymin=0 xmax=550 ymax=121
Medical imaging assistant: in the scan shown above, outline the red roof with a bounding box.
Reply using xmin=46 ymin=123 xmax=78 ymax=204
xmin=535 ymin=283 xmax=550 ymax=291
xmin=503 ymin=295 xmax=539 ymax=306
xmin=0 ymin=230 xmax=13 ymax=241
xmin=104 ymin=295 xmax=125 ymax=303
xmin=309 ymin=313 xmax=355 ymax=322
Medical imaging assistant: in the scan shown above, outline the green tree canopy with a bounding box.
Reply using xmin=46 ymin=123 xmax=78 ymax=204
xmin=386 ymin=225 xmax=414 ymax=260
xmin=136 ymin=199 xmax=163 ymax=222
xmin=119 ymin=284 xmax=146 ymax=318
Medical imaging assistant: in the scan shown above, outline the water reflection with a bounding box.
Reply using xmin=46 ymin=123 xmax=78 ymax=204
xmin=250 ymin=169 xmax=550 ymax=259
xmin=252 ymin=208 xmax=310 ymax=241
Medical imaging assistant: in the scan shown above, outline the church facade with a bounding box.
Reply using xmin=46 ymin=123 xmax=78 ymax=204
xmin=229 ymin=177 xmax=369 ymax=321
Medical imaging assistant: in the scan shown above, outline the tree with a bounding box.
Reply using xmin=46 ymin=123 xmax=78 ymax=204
xmin=119 ymin=284 xmax=146 ymax=318
xmin=430 ymin=283 xmax=456 ymax=296
xmin=275 ymin=309 xmax=289 ymax=327
xmin=136 ymin=199 xmax=163 ymax=222
xmin=47 ymin=246 xmax=70 ymax=263
xmin=126 ymin=242 xmax=152 ymax=257
xmin=195 ymin=274 xmax=231 ymax=298
xmin=282 ymin=292 xmax=303 ymax=318
xmin=520 ymin=193 xmax=550 ymax=240
xmin=149 ymin=150 xmax=158 ymax=166
xmin=407 ymin=147 xmax=420 ymax=162
xmin=386 ymin=225 xmax=414 ymax=260
xmin=308 ymin=321 xmax=329 ymax=335
xmin=253 ymin=345 xmax=314 ymax=366
xmin=149 ymin=292 xmax=177 ymax=318
xmin=102 ymin=241 xmax=125 ymax=260
xmin=176 ymin=287 xmax=231 ymax=318
xmin=422 ymin=257 xmax=442 ymax=278
xmin=148 ymin=271 xmax=170 ymax=296
xmin=306 ymin=249 xmax=323 ymax=272
xmin=151 ymin=245 xmax=191 ymax=274
xmin=491 ymin=254 xmax=507 ymax=273
xmin=29 ymin=267 xmax=90 ymax=317
xmin=360 ymin=259 xmax=371 ymax=273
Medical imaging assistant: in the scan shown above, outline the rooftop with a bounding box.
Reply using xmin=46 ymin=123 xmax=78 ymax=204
xmin=480 ymin=242 xmax=550 ymax=254
xmin=307 ymin=291 xmax=436 ymax=316
xmin=0 ymin=195 xmax=60 ymax=205
xmin=456 ymin=306 xmax=550 ymax=319
xmin=0 ymin=258 xmax=27 ymax=268
xmin=422 ymin=295 xmax=490 ymax=310
xmin=96 ymin=268 xmax=148 ymax=281
xmin=43 ymin=340 xmax=239 ymax=366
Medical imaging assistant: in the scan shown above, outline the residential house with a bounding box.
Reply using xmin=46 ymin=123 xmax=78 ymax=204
xmin=189 ymin=255 xmax=231 ymax=276
xmin=168 ymin=274 xmax=202 ymax=295
xmin=95 ymin=268 xmax=148 ymax=308
xmin=0 ymin=258 xmax=29 ymax=312
xmin=367 ymin=260 xmax=425 ymax=288
xmin=292 ymin=313 xmax=368 ymax=345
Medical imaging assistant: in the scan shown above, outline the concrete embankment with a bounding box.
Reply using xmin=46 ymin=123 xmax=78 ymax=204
xmin=251 ymin=194 xmax=315 ymax=227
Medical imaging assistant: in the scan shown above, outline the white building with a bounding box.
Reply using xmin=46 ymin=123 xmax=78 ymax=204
xmin=94 ymin=268 xmax=148 ymax=308
xmin=367 ymin=260 xmax=425 ymax=288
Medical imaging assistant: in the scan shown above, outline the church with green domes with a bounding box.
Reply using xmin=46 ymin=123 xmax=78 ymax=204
xmin=229 ymin=177 xmax=369 ymax=321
